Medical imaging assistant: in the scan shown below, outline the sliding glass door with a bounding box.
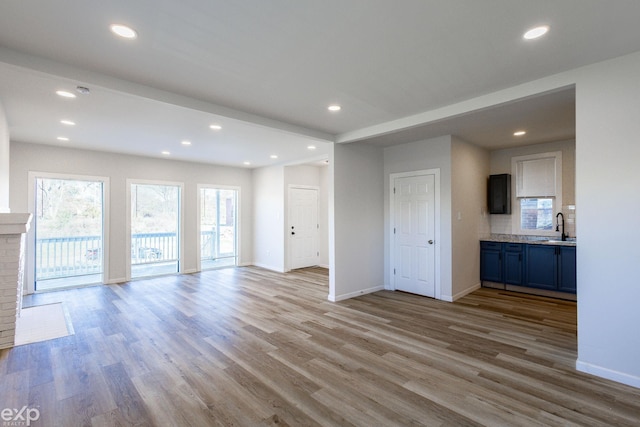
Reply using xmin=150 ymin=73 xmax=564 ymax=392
xmin=130 ymin=182 xmax=181 ymax=278
xmin=200 ymin=187 xmax=238 ymax=269
xmin=34 ymin=176 xmax=104 ymax=291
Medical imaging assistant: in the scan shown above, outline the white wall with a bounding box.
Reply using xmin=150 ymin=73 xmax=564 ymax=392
xmin=283 ymin=164 xmax=329 ymax=269
xmin=252 ymin=166 xmax=285 ymax=272
xmin=318 ymin=165 xmax=329 ymax=268
xmin=490 ymin=139 xmax=576 ymax=236
xmin=573 ymin=52 xmax=640 ymax=388
xmin=383 ymin=135 xmax=453 ymax=299
xmin=451 ymin=137 xmax=490 ymax=299
xmin=0 ymin=102 xmax=9 ymax=212
xmin=10 ymin=141 xmax=253 ymax=283
xmin=330 ymin=142 xmax=384 ymax=301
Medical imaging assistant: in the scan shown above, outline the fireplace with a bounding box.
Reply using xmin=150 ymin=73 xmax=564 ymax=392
xmin=0 ymin=213 xmax=32 ymax=349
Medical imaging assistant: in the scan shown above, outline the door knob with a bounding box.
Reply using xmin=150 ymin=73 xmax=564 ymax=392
xmin=428 ymin=240 xmax=434 ymax=244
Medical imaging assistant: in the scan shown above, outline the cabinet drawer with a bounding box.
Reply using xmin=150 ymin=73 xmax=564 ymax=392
xmin=480 ymin=241 xmax=502 ymax=250
xmin=504 ymin=243 xmax=523 ymax=252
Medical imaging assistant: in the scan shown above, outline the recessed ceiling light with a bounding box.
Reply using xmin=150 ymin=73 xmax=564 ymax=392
xmin=270 ymin=155 xmax=278 ymax=159
xmin=57 ymin=136 xmax=69 ymax=141
xmin=110 ymin=24 xmax=137 ymax=39
xmin=243 ymin=161 xmax=251 ymax=166
xmin=307 ymin=145 xmax=316 ymax=150
xmin=56 ymin=90 xmax=76 ymax=98
xmin=76 ymin=86 xmax=90 ymax=95
xmin=513 ymin=130 xmax=527 ymax=136
xmin=161 ymin=151 xmax=170 ymax=155
xmin=523 ymin=25 xmax=549 ymax=40
xmin=181 ymin=140 xmax=192 ymax=146
xmin=210 ymin=124 xmax=222 ymax=130
xmin=60 ymin=120 xmax=76 ymax=126
xmin=328 ymin=105 xmax=341 ymax=112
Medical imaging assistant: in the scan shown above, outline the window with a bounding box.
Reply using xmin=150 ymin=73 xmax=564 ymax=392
xmin=512 ymin=152 xmax=562 ymax=235
xmin=519 ymin=198 xmax=553 ymax=231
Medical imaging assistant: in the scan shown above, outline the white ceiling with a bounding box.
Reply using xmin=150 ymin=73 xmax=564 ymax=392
xmin=1 ymin=1 xmax=640 ymax=166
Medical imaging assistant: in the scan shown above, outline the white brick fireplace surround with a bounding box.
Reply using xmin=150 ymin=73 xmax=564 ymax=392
xmin=0 ymin=213 xmax=32 ymax=349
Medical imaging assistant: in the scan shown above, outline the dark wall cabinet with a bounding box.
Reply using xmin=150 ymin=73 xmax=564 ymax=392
xmin=488 ymin=174 xmax=511 ymax=214
xmin=480 ymin=241 xmax=576 ymax=294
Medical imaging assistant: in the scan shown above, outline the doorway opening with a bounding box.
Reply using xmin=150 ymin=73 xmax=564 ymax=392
xmin=34 ymin=176 xmax=105 ymax=291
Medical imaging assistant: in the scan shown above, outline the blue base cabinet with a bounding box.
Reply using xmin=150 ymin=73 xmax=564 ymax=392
xmin=480 ymin=241 xmax=503 ymax=283
xmin=525 ymin=245 xmax=557 ymax=290
xmin=503 ymin=243 xmax=524 ymax=285
xmin=558 ymin=246 xmax=577 ymax=293
xmin=481 ymin=241 xmax=576 ymax=295
xmin=525 ymin=244 xmax=576 ymax=294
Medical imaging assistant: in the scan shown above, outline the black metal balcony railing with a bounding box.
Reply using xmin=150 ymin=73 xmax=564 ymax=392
xmin=36 ymin=231 xmax=227 ymax=280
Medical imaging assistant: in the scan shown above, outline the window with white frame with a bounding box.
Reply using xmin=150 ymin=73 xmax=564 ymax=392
xmin=512 ymin=152 xmax=562 ymax=235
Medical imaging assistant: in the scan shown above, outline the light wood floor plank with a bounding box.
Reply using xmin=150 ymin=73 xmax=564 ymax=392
xmin=1 ymin=266 xmax=639 ymax=426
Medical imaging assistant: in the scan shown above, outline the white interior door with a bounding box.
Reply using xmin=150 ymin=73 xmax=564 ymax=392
xmin=393 ymin=174 xmax=436 ymax=297
xmin=289 ymin=187 xmax=319 ymax=270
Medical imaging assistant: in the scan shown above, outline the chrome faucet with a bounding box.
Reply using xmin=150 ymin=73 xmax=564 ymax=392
xmin=555 ymin=212 xmax=567 ymax=241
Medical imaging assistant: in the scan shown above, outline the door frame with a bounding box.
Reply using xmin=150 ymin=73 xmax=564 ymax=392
xmin=27 ymin=171 xmax=110 ymax=294
xmin=286 ymin=185 xmax=319 ymax=272
xmin=389 ymin=169 xmax=441 ymax=299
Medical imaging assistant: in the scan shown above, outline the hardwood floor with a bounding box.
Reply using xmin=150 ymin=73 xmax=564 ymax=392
xmin=2 ymin=266 xmax=639 ymax=426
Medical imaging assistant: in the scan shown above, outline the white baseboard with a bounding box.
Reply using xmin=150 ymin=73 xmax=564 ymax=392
xmin=105 ymin=277 xmax=127 ymax=285
xmin=328 ymin=285 xmax=385 ymax=302
xmin=318 ymin=263 xmax=330 ymax=269
xmin=576 ymin=360 xmax=640 ymax=389
xmin=182 ymin=268 xmax=197 ymax=275
xmin=441 ymin=283 xmax=482 ymax=302
xmin=251 ymin=262 xmax=285 ymax=273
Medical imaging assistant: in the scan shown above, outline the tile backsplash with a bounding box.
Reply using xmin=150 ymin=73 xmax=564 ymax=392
xmin=488 ymin=204 xmax=577 ymax=238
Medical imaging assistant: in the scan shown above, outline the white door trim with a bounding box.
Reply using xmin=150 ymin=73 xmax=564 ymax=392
xmin=389 ymin=169 xmax=441 ymax=300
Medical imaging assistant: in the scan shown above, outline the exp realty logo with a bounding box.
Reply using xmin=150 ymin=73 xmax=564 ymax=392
xmin=1 ymin=406 xmax=40 ymax=426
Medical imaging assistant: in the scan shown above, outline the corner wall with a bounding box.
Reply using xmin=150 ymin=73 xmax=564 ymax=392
xmin=574 ymin=51 xmax=640 ymax=388
xmin=252 ymin=166 xmax=285 ymax=272
xmin=330 ymin=142 xmax=384 ymax=301
xmin=451 ymin=137 xmax=490 ymax=300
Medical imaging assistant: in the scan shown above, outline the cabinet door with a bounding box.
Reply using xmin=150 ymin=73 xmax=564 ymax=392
xmin=488 ymin=174 xmax=511 ymax=214
xmin=558 ymin=246 xmax=577 ymax=293
xmin=504 ymin=244 xmax=524 ymax=285
xmin=480 ymin=242 xmax=503 ymax=283
xmin=526 ymin=245 xmax=557 ymax=290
